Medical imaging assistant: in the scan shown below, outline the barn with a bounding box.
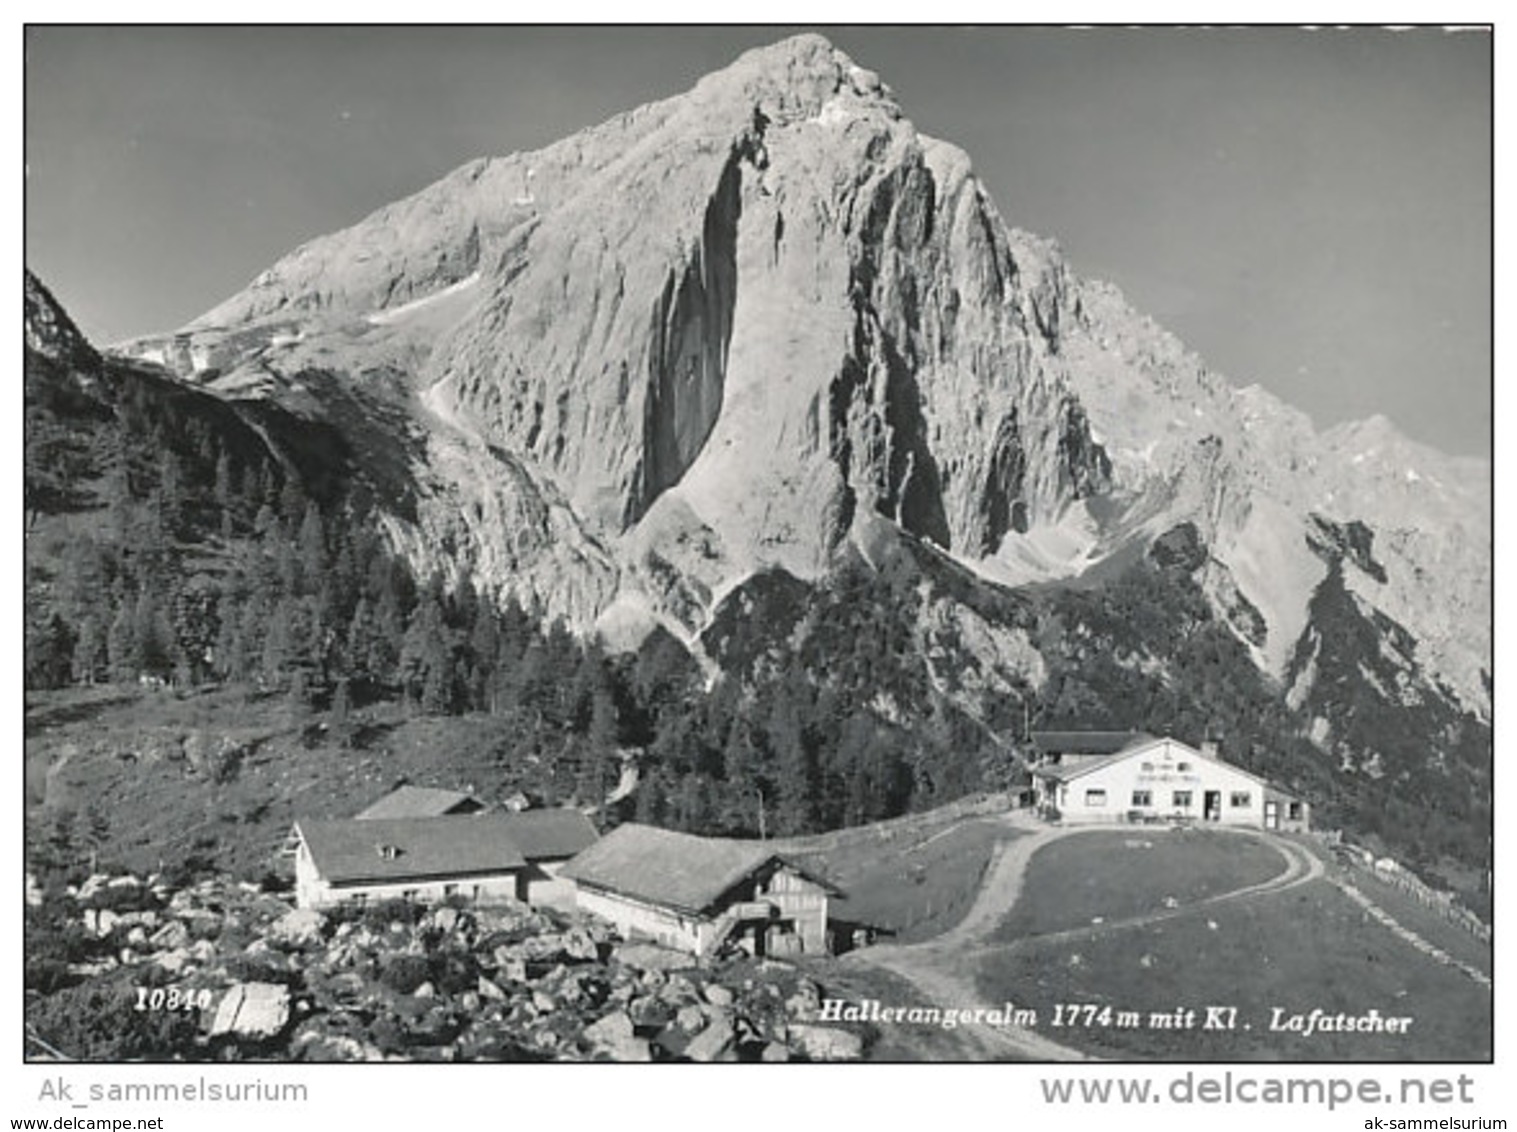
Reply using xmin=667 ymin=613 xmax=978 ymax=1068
xmin=1031 ymin=735 xmax=1309 ymax=831
xmin=560 ymin=823 xmax=841 ymax=959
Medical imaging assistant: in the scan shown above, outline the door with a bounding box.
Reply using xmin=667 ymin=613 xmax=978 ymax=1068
xmin=1204 ymin=790 xmax=1222 ymax=821
xmin=1264 ymin=801 xmax=1279 ymax=831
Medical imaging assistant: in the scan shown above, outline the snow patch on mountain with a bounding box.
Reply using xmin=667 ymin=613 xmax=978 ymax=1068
xmin=1217 ymin=498 xmax=1327 ymax=677
xmin=367 ymin=271 xmax=481 ymax=326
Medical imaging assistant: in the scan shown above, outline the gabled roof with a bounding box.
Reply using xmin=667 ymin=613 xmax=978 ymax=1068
xmin=296 ymin=815 xmax=525 ymax=886
xmin=1030 ymin=730 xmax=1151 ymax=756
xmin=1032 ymin=748 xmax=1141 ymax=783
xmin=354 ymin=784 xmax=484 ymax=820
xmin=1032 ymin=735 xmax=1272 ymax=789
xmin=493 ymin=809 xmax=600 ymax=860
xmin=559 ymin=823 xmax=841 ymax=917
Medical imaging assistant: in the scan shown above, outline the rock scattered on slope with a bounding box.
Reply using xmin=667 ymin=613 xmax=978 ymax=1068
xmin=27 ymin=871 xmax=867 ymax=1063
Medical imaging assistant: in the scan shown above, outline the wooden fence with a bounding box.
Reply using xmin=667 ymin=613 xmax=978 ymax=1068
xmin=773 ymin=791 xmax=1014 ymax=855
xmin=1332 ymin=843 xmax=1492 ymax=944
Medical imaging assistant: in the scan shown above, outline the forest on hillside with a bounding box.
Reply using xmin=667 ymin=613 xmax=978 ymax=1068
xmin=24 ymin=345 xmax=1010 ymax=846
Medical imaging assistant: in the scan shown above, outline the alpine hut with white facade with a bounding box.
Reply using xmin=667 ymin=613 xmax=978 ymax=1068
xmin=1031 ymin=735 xmax=1309 ymax=831
xmin=291 ymin=808 xmax=600 ymax=910
xmin=292 ymin=814 xmax=528 ymax=910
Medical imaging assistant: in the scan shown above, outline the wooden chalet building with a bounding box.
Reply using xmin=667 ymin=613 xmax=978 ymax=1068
xmin=560 ymin=824 xmax=841 ymax=959
xmin=1030 ymin=735 xmax=1309 ymax=831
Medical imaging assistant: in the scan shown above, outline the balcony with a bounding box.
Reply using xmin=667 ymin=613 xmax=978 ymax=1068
xmin=729 ymin=900 xmax=777 ymax=920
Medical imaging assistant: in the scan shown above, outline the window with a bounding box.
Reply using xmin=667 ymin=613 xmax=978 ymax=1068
xmin=401 ymin=888 xmax=419 ymax=900
xmin=1084 ymin=788 xmax=1108 ymax=807
xmin=1131 ymin=790 xmax=1153 ymax=807
xmin=1176 ymin=762 xmax=1192 ymax=772
xmin=1173 ymin=791 xmax=1193 ymax=808
xmin=1288 ymin=802 xmax=1303 ymax=820
xmin=1230 ymin=792 xmax=1252 ymax=808
xmin=443 ymin=883 xmax=458 ymax=897
xmin=1140 ymin=762 xmax=1155 ymax=771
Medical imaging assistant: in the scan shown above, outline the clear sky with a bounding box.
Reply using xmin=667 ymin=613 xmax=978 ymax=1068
xmin=23 ymin=25 xmax=1492 ymax=457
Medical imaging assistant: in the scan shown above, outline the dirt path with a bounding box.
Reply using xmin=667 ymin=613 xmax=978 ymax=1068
xmin=844 ymin=818 xmax=1324 ymax=1062
xmin=841 ymin=813 xmax=1089 ymax=1060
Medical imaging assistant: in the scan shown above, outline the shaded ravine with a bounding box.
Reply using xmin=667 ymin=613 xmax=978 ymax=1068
xmin=843 ymin=818 xmax=1322 ymax=1061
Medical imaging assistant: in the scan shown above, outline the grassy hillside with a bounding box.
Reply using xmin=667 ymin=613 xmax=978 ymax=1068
xmin=990 ymin=829 xmax=1285 ymax=941
xmin=783 ymin=816 xmax=1018 ymax=944
xmin=26 ymin=686 xmax=615 ymax=883
xmin=973 ymin=835 xmax=1490 ymax=1061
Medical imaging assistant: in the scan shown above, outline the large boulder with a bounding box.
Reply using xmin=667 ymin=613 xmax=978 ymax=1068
xmin=148 ymin=920 xmax=190 ymax=950
xmin=682 ymin=1013 xmax=735 ymax=1063
xmin=268 ymin=907 xmax=327 ymax=948
xmin=784 ymin=978 xmax=822 ymax=1019
xmin=585 ymin=1010 xmax=633 ymax=1043
xmin=628 ymin=995 xmax=675 ymax=1031
xmin=209 ymin=982 xmax=291 ymax=1039
xmin=290 ymin=1019 xmax=383 ymax=1062
xmin=156 ymin=948 xmax=194 ymax=975
xmin=788 ymin=1024 xmax=865 ymax=1061
xmin=702 ymin=982 xmax=735 ymax=1007
xmin=562 ymin=927 xmax=600 ymax=961
xmin=612 ymin=942 xmax=694 ymax=973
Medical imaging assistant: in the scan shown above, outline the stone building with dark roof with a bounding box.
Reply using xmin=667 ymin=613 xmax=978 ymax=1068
xmin=292 ymin=814 xmax=527 ymax=910
xmin=291 ymin=808 xmax=601 ymax=910
xmin=353 ymin=784 xmax=487 ymax=820
xmin=560 ymin=823 xmax=841 ymax=959
xmin=492 ymin=809 xmax=601 ymax=907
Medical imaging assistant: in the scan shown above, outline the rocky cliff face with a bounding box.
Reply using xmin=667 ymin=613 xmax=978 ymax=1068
xmin=26 ymin=269 xmax=99 ymax=370
xmin=1052 ymin=278 xmax=1490 ymax=717
xmin=109 ymin=33 xmax=1488 ymax=724
xmin=119 ymin=36 xmax=1116 ymax=642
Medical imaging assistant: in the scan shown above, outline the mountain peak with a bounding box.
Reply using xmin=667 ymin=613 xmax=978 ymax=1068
xmin=686 ymin=32 xmax=899 ymax=126
xmin=734 ymin=30 xmax=840 ymax=69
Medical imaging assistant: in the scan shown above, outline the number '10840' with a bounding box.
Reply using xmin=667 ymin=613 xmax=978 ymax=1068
xmin=133 ymin=986 xmax=214 ymax=1012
